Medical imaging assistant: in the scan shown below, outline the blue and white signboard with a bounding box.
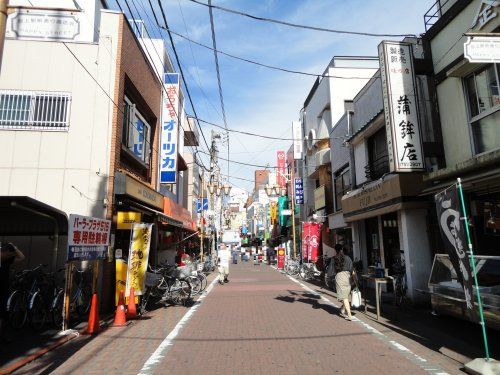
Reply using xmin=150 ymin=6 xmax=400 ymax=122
xmin=294 ymin=178 xmax=304 ymax=205
xmin=196 ymin=198 xmax=209 ymax=213
xmin=68 ymin=214 xmax=111 ymax=261
xmin=160 ymin=73 xmax=180 ymax=183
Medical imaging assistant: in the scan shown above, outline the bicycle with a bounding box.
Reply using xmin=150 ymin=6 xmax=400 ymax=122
xmin=392 ymin=258 xmax=407 ymax=307
xmin=28 ymin=270 xmax=60 ymax=331
xmin=284 ymin=258 xmax=300 ymax=277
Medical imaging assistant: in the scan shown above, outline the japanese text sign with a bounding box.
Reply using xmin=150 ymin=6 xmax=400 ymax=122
xmin=126 ymin=223 xmax=153 ymax=296
xmin=294 ymin=178 xmax=304 ymax=204
xmin=160 ymin=73 xmax=180 ymax=183
xmin=379 ymin=41 xmax=425 ymax=172
xmin=292 ymin=121 xmax=303 ymax=160
xmin=277 ymin=151 xmax=286 ymax=187
xmin=68 ymin=214 xmax=111 ymax=261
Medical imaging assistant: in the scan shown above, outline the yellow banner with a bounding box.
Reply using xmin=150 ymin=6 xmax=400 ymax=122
xmin=117 ymin=211 xmax=142 ymax=230
xmin=125 ymin=223 xmax=153 ymax=296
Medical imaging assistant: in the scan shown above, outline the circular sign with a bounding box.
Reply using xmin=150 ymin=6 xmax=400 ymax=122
xmin=310 ymin=235 xmax=319 ymax=247
xmin=278 ymin=249 xmax=285 ymax=256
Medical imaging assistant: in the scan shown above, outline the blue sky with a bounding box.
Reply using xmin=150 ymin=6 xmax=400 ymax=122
xmin=117 ymin=0 xmax=434 ymax=192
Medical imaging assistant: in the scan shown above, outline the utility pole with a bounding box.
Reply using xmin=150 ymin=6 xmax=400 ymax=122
xmin=199 ymin=172 xmax=204 ymax=260
xmin=0 ymin=0 xmax=9 ymax=72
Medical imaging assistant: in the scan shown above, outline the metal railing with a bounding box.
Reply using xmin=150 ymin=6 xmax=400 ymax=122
xmin=424 ymin=0 xmax=455 ymax=31
xmin=365 ymin=154 xmax=389 ymax=181
xmin=0 ymin=90 xmax=71 ymax=130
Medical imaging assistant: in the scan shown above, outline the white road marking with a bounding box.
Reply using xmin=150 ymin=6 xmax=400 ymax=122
xmin=284 ymin=274 xmax=449 ymax=375
xmin=138 ymin=277 xmax=219 ymax=375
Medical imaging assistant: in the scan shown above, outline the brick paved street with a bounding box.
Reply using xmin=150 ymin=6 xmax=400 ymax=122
xmin=7 ymin=262 xmax=464 ymax=375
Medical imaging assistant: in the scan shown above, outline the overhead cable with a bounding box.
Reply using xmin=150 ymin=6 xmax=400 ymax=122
xmin=160 ymin=26 xmax=379 ymax=79
xmin=187 ymin=0 xmax=417 ymax=38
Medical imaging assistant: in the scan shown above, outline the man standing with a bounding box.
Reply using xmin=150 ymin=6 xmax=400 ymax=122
xmin=217 ymin=243 xmax=230 ymax=285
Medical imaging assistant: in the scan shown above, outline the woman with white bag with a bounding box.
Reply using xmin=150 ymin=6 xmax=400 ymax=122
xmin=334 ymin=245 xmax=355 ymax=321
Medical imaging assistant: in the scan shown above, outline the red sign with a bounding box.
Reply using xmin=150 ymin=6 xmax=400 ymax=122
xmin=277 ymin=248 xmax=286 ymax=270
xmin=301 ymin=222 xmax=322 ymax=262
xmin=277 ymin=151 xmax=286 ymax=187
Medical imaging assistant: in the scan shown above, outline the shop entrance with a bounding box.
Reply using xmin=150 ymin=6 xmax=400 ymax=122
xmin=381 ymin=212 xmax=401 ymax=274
xmin=365 ymin=217 xmax=381 ymax=268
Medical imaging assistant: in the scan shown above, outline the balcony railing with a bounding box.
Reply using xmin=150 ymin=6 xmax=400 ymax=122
xmin=365 ymin=155 xmax=389 ymax=181
xmin=424 ymin=0 xmax=455 ymax=31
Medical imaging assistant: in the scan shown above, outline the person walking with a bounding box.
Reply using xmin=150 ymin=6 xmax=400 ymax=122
xmin=217 ymin=243 xmax=230 ymax=285
xmin=334 ymin=244 xmax=354 ymax=321
xmin=0 ymin=242 xmax=25 ymax=342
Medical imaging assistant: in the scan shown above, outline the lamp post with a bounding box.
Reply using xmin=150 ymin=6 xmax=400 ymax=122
xmin=264 ymin=173 xmax=297 ymax=259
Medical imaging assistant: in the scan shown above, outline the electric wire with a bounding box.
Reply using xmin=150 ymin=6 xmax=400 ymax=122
xmin=187 ymin=0 xmax=417 ymax=38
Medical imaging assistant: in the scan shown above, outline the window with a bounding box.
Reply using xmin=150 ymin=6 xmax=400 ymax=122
xmin=0 ymin=90 xmax=71 ymax=130
xmin=464 ymin=64 xmax=500 ymax=154
xmin=122 ymin=96 xmax=151 ymax=165
xmin=366 ymin=127 xmax=389 ymax=180
xmin=334 ymin=166 xmax=350 ymax=212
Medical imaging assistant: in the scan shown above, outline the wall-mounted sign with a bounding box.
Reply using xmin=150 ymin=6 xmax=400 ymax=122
xmin=277 ymin=151 xmax=286 ymax=187
xmin=117 ymin=211 xmax=142 ymax=230
xmin=68 ymin=214 xmax=111 ymax=261
xmin=464 ymin=36 xmax=500 ymax=63
xmin=314 ymin=185 xmax=326 ymax=210
xmin=122 ymin=173 xmax=164 ymax=210
xmin=379 ymin=41 xmax=425 ymax=172
xmin=292 ymin=121 xmax=303 ymax=160
xmin=294 ymin=178 xmax=304 ymax=204
xmin=472 ymin=0 xmax=499 ymax=30
xmin=7 ymin=10 xmax=80 ymax=41
xmin=160 ymin=73 xmax=180 ymax=184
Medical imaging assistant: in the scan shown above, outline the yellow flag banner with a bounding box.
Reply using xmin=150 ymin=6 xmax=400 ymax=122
xmin=125 ymin=223 xmax=153 ymax=296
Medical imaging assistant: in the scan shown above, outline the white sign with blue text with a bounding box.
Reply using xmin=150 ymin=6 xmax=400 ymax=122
xmin=160 ymin=73 xmax=180 ymax=183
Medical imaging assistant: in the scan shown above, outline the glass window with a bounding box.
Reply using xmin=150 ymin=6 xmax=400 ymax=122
xmin=334 ymin=167 xmax=350 ymax=212
xmin=122 ymin=96 xmax=151 ymax=165
xmin=464 ymin=64 xmax=500 ymax=154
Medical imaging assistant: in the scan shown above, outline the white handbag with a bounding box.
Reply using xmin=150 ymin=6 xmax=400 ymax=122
xmin=351 ymin=288 xmax=362 ymax=308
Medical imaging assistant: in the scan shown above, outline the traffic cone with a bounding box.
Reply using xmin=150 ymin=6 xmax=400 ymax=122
xmin=112 ymin=304 xmax=128 ymax=327
xmin=126 ymin=287 xmax=137 ymax=319
xmin=86 ymin=294 xmax=100 ymax=334
xmin=117 ymin=290 xmax=125 ymax=306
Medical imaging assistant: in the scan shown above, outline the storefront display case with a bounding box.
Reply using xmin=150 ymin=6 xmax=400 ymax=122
xmin=428 ymin=254 xmax=500 ymax=331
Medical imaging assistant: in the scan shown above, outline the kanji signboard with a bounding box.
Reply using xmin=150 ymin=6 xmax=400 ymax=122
xmin=277 ymin=151 xmax=286 ymax=187
xmin=68 ymin=214 xmax=111 ymax=261
xmin=160 ymin=73 xmax=180 ymax=184
xmin=379 ymin=41 xmax=425 ymax=172
xmin=294 ymin=178 xmax=304 ymax=204
xmin=126 ymin=223 xmax=153 ymax=296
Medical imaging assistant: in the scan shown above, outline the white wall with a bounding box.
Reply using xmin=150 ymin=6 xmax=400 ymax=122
xmin=0 ymin=10 xmax=120 ymax=219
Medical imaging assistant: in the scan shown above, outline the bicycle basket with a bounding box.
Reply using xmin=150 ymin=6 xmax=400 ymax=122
xmin=145 ymin=272 xmax=162 ymax=287
xmin=177 ymin=264 xmax=194 ymax=278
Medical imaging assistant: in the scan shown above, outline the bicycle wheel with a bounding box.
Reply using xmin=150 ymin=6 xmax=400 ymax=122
xmin=7 ymin=291 xmax=27 ymax=330
xmin=51 ymin=290 xmax=64 ymax=328
xmin=189 ymin=276 xmax=202 ymax=296
xmin=198 ymin=272 xmax=208 ymax=292
xmin=394 ymin=280 xmax=404 ymax=307
xmin=29 ymin=292 xmax=47 ymax=331
xmin=286 ymin=264 xmax=299 ymax=277
xmin=75 ymin=285 xmax=92 ymax=318
xmin=299 ymin=267 xmax=311 ymax=281
xmin=171 ymin=280 xmax=191 ymax=305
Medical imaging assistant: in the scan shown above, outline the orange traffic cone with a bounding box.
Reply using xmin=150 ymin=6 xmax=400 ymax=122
xmin=112 ymin=304 xmax=128 ymax=327
xmin=117 ymin=290 xmax=125 ymax=306
xmin=126 ymin=287 xmax=137 ymax=319
xmin=86 ymin=294 xmax=100 ymax=334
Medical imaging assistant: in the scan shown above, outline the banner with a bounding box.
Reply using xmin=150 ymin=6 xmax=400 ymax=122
xmin=160 ymin=73 xmax=180 ymax=183
xmin=435 ymin=186 xmax=474 ymax=310
xmin=68 ymin=214 xmax=111 ymax=261
xmin=278 ymin=196 xmax=288 ymax=227
xmin=292 ymin=121 xmax=303 ymax=160
xmin=277 ymin=151 xmax=286 ymax=187
xmin=126 ymin=223 xmax=153 ymax=296
xmin=302 ymin=222 xmax=322 ymax=262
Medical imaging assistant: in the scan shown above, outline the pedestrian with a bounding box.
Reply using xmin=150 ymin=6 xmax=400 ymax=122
xmin=334 ymin=244 xmax=354 ymax=321
xmin=0 ymin=242 xmax=25 ymax=342
xmin=217 ymin=243 xmax=230 ymax=285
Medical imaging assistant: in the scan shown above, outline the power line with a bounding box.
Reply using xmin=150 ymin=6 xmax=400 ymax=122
xmin=160 ymin=25 xmax=379 ymax=79
xmin=187 ymin=0 xmax=417 ymax=38
xmin=197 ymin=150 xmax=281 ymax=169
xmin=155 ymin=0 xmax=211 ymax=152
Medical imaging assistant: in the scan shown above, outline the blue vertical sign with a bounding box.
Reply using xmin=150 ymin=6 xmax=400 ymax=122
xmin=294 ymin=178 xmax=304 ymax=204
xmin=160 ymin=73 xmax=180 ymax=183
xmin=196 ymin=198 xmax=209 ymax=213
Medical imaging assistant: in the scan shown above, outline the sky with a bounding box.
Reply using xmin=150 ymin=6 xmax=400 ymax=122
xmin=115 ymin=0 xmax=435 ymax=193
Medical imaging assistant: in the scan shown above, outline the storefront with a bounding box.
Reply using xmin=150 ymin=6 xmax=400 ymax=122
xmin=342 ymin=173 xmax=432 ymax=302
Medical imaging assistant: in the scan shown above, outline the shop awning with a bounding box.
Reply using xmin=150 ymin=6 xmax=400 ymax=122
xmin=115 ymin=198 xmax=183 ymax=227
xmin=0 ymin=196 xmax=68 ymax=235
xmin=163 ymin=197 xmax=197 ymax=232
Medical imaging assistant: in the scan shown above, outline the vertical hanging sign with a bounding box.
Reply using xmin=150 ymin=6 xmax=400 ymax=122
xmin=277 ymin=151 xmax=286 ymax=187
xmin=379 ymin=41 xmax=425 ymax=172
xmin=292 ymin=121 xmax=303 ymax=160
xmin=294 ymin=178 xmax=304 ymax=204
xmin=160 ymin=73 xmax=180 ymax=183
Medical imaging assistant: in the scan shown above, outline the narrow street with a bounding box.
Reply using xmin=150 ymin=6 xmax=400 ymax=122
xmin=11 ymin=263 xmax=459 ymax=375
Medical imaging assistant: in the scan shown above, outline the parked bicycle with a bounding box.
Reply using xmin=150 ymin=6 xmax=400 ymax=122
xmin=392 ymin=258 xmax=407 ymax=307
xmin=299 ymin=262 xmax=322 ymax=281
xmin=284 ymin=258 xmax=300 ymax=277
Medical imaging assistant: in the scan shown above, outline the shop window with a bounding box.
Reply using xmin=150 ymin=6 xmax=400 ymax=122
xmin=334 ymin=166 xmax=350 ymax=212
xmin=122 ymin=96 xmax=151 ymax=166
xmin=464 ymin=64 xmax=500 ymax=154
xmin=0 ymin=90 xmax=71 ymax=130
xmin=365 ymin=127 xmax=389 ymax=180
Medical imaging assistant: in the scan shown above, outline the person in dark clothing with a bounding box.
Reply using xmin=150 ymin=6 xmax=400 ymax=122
xmin=0 ymin=242 xmax=25 ymax=341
